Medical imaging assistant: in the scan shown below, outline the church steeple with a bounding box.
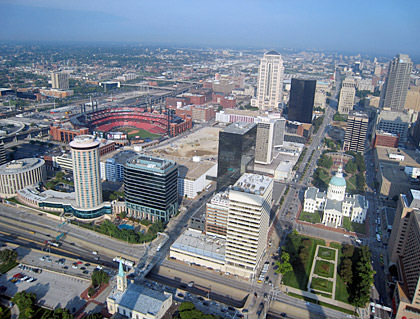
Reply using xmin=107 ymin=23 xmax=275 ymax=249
xmin=117 ymin=261 xmax=127 ymax=292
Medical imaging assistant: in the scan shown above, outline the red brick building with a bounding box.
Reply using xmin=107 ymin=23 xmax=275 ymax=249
xmin=99 ymin=141 xmax=116 ymax=156
xmin=170 ymin=117 xmax=193 ymax=136
xmin=212 ymin=93 xmax=236 ymax=109
xmin=50 ymin=125 xmax=89 ymax=143
xmin=374 ymin=130 xmax=399 ymax=148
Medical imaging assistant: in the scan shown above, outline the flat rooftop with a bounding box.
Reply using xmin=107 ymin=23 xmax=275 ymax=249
xmin=176 ymin=158 xmax=215 ymax=180
xmin=101 ymin=149 xmax=138 ymax=165
xmin=376 ymin=146 xmax=420 ymax=168
xmin=126 ymin=155 xmax=176 ymax=172
xmin=171 ymin=229 xmax=226 ymax=262
xmin=209 ymin=189 xmax=230 ymax=207
xmin=222 ymin=122 xmax=256 ymax=135
xmin=232 ymin=173 xmax=272 ymax=196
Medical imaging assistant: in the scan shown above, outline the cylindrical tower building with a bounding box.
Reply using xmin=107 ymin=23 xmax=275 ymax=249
xmin=70 ymin=135 xmax=102 ymax=209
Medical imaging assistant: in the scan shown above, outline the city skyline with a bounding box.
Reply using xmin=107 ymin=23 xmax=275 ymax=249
xmin=0 ymin=0 xmax=419 ymax=59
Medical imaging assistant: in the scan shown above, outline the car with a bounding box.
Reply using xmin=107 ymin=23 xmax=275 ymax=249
xmin=228 ymin=306 xmax=235 ymax=312
xmin=85 ymin=263 xmax=90 ymax=267
xmin=72 ymin=265 xmax=78 ymax=269
xmin=198 ymin=297 xmax=204 ymax=301
xmin=203 ymin=302 xmax=209 ymax=306
xmin=83 ymin=270 xmax=89 ymax=274
xmin=39 ymin=256 xmax=45 ymax=261
xmin=280 ymin=313 xmax=287 ymax=317
xmin=63 ymin=266 xmax=68 ymax=270
xmin=76 ymin=261 xmax=83 ymax=265
xmin=80 ymin=267 xmax=86 ymax=270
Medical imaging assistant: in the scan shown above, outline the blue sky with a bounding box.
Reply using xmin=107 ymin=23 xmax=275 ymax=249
xmin=0 ymin=0 xmax=419 ymax=57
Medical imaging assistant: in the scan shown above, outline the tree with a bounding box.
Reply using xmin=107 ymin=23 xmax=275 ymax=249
xmin=340 ymin=258 xmax=353 ymax=284
xmin=12 ymin=291 xmax=36 ymax=319
xmin=178 ymin=302 xmax=195 ymax=312
xmin=0 ymin=249 xmax=18 ymax=263
xmin=350 ymin=246 xmax=375 ymax=308
xmin=342 ymin=244 xmax=355 ymax=258
xmin=345 ymin=160 xmax=357 ymax=174
xmin=91 ymin=269 xmax=109 ymax=287
xmin=275 ymin=252 xmax=293 ymax=275
xmin=356 ymin=173 xmax=365 ymax=191
xmin=318 ymin=154 xmax=333 ymax=169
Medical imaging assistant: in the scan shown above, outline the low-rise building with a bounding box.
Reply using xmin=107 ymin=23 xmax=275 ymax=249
xmin=303 ymin=166 xmax=368 ymax=227
xmin=107 ymin=262 xmax=172 ymax=319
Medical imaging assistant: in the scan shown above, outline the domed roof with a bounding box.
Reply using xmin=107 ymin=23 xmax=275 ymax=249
xmin=329 ymin=166 xmax=346 ymax=187
xmin=329 ymin=175 xmax=346 ymax=187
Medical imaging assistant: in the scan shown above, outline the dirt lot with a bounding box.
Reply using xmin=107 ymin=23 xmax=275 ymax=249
xmin=153 ymin=126 xmax=220 ymax=159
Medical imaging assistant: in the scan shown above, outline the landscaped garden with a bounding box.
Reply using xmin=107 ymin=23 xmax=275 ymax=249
xmin=281 ymin=231 xmax=326 ymax=290
xmin=314 ymin=260 xmax=335 ymax=278
xmin=317 ymin=246 xmax=336 ymax=261
xmin=311 ymin=277 xmax=333 ymax=293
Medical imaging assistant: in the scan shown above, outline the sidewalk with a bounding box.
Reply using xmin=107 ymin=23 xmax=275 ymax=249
xmin=280 ymin=285 xmax=356 ymax=312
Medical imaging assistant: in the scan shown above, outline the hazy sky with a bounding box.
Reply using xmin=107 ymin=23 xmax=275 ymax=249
xmin=1 ymin=0 xmax=419 ymax=57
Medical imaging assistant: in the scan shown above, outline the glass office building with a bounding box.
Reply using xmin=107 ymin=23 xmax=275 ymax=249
xmin=216 ymin=122 xmax=257 ymax=190
xmin=288 ymin=78 xmax=316 ymax=124
xmin=124 ymin=155 xmax=178 ymax=222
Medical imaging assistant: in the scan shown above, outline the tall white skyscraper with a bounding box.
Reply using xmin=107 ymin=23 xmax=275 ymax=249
xmin=338 ymin=77 xmax=356 ymax=114
xmin=70 ymin=135 xmax=102 ymax=209
xmin=252 ymin=51 xmax=284 ymax=111
xmin=380 ymin=54 xmax=413 ymax=110
xmin=225 ymin=173 xmax=273 ymax=278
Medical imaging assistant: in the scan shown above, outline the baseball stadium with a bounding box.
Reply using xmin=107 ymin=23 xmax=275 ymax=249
xmin=71 ymin=106 xmax=192 ymax=139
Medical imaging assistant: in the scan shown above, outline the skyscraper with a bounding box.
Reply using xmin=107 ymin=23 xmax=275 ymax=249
xmin=124 ymin=155 xmax=178 ymax=222
xmin=0 ymin=140 xmax=6 ymax=166
xmin=225 ymin=173 xmax=273 ymax=278
xmin=254 ymin=117 xmax=285 ymax=165
xmin=70 ymin=135 xmax=103 ymax=209
xmin=287 ymin=78 xmax=316 ymax=124
xmin=343 ymin=111 xmax=369 ymax=153
xmin=216 ymin=122 xmax=257 ymax=190
xmin=51 ymin=71 xmax=70 ymax=90
xmin=388 ymin=190 xmax=420 ymax=318
xmin=380 ymin=54 xmax=413 ymax=110
xmin=253 ymin=51 xmax=284 ymax=111
xmin=338 ymin=77 xmax=356 ymax=114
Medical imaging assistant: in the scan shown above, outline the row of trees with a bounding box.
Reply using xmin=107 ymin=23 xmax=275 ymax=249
xmin=83 ymin=219 xmax=164 ymax=244
xmin=338 ymin=244 xmax=375 ymax=308
xmin=175 ymin=302 xmax=219 ymax=319
xmin=0 ymin=249 xmax=17 ymax=264
xmin=312 ymin=116 xmax=325 ymax=134
xmin=12 ymin=291 xmax=72 ymax=319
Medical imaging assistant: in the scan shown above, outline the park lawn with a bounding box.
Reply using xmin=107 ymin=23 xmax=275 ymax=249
xmin=314 ymin=260 xmax=335 ymax=278
xmin=346 ymin=175 xmax=357 ymax=192
xmin=311 ymin=277 xmax=333 ymax=293
xmin=342 ymin=217 xmax=367 ymax=234
xmin=299 ymin=211 xmax=323 ymax=224
xmin=282 ymin=235 xmax=326 ymax=290
xmin=317 ymin=246 xmax=336 ymax=261
xmin=0 ymin=261 xmax=18 ymax=274
xmin=335 ymin=274 xmax=351 ymax=303
xmin=329 ymin=242 xmax=352 ymax=304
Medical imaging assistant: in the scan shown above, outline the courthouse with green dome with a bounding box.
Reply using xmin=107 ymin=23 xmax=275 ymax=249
xmin=303 ymin=166 xmax=368 ymax=227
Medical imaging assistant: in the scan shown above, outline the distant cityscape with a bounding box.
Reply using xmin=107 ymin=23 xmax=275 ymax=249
xmin=0 ymin=42 xmax=419 ymax=319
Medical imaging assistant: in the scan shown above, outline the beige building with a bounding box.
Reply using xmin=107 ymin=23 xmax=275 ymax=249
xmin=314 ymin=81 xmax=330 ymax=109
xmin=225 ymin=173 xmax=273 ymax=278
xmin=51 ymin=71 xmax=69 ymax=90
xmin=0 ymin=159 xmax=46 ymax=198
xmin=343 ymin=111 xmax=369 ymax=153
xmin=388 ymin=190 xmax=420 ymax=318
xmin=205 ymin=189 xmax=229 ymax=237
xmin=252 ymin=51 xmax=284 ymax=111
xmin=404 ymin=87 xmax=420 ymax=112
xmin=374 ymin=146 xmax=420 ymax=199
xmin=70 ymin=135 xmax=103 ymax=209
xmin=338 ymin=77 xmax=356 ymax=114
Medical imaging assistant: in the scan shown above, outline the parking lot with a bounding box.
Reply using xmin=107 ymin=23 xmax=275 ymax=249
xmin=0 ymin=266 xmax=89 ymax=311
xmin=16 ymin=247 xmax=103 ymax=279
